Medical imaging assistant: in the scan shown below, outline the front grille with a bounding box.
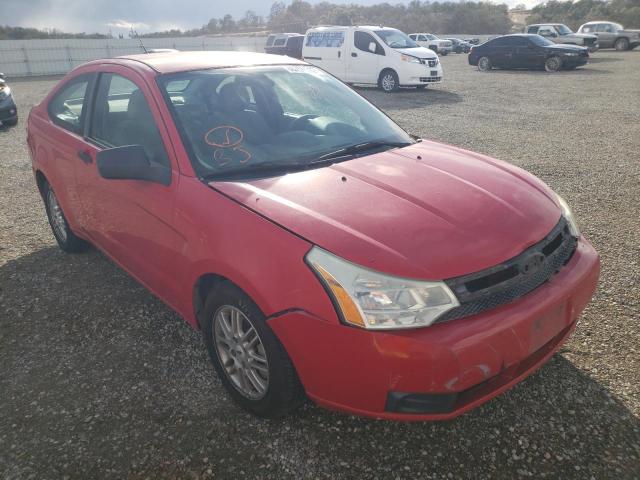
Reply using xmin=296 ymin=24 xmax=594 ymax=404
xmin=419 ymin=76 xmax=442 ymax=82
xmin=437 ymin=217 xmax=577 ymax=323
xmin=421 ymin=59 xmax=439 ymax=67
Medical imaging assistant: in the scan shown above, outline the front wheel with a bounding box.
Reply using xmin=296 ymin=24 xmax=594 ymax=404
xmin=545 ymin=56 xmax=562 ymax=72
xmin=201 ymin=282 xmax=305 ymax=418
xmin=614 ymin=38 xmax=629 ymax=51
xmin=379 ymin=69 xmax=399 ymax=93
xmin=477 ymin=56 xmax=492 ymax=72
xmin=43 ymin=181 xmax=90 ymax=252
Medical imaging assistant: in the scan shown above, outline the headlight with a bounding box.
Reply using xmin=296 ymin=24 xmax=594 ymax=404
xmin=0 ymin=85 xmax=9 ymax=101
xmin=556 ymin=194 xmax=580 ymax=237
xmin=564 ymin=52 xmax=579 ymax=56
xmin=306 ymin=247 xmax=459 ymax=330
xmin=401 ymin=54 xmax=422 ymax=64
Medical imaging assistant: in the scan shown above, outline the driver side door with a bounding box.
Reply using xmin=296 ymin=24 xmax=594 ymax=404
xmin=75 ymin=67 xmax=188 ymax=304
xmin=347 ymin=31 xmax=383 ymax=84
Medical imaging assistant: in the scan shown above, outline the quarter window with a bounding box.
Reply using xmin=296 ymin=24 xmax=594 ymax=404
xmin=90 ymin=73 xmax=169 ymax=166
xmin=48 ymin=77 xmax=90 ymax=134
xmin=596 ymin=24 xmax=613 ymax=33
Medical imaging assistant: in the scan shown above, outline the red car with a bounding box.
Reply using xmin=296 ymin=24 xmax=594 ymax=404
xmin=27 ymin=51 xmax=600 ymax=420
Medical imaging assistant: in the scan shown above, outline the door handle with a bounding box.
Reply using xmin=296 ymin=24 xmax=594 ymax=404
xmin=77 ymin=150 xmax=92 ymax=164
xmin=351 ymin=52 xmax=358 ymax=57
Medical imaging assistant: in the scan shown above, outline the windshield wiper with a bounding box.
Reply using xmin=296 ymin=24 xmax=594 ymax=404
xmin=202 ymin=141 xmax=413 ymax=181
xmin=315 ymin=140 xmax=412 ymax=162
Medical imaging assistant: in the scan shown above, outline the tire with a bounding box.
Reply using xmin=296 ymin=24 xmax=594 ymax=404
xmin=378 ymin=69 xmax=399 ymax=93
xmin=42 ymin=181 xmax=90 ymax=253
xmin=201 ymin=282 xmax=305 ymax=418
xmin=477 ymin=56 xmax=492 ymax=72
xmin=614 ymin=38 xmax=629 ymax=51
xmin=544 ymin=56 xmax=562 ymax=72
xmin=441 ymin=51 xmax=448 ymax=56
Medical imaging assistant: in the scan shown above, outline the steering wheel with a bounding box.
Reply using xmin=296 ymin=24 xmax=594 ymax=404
xmin=290 ymin=114 xmax=319 ymax=131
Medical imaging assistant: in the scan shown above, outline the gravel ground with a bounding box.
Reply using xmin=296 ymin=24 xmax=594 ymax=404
xmin=1 ymin=52 xmax=639 ymax=479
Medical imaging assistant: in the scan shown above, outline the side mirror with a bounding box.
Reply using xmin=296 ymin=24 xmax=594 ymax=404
xmin=96 ymin=145 xmax=171 ymax=186
xmin=368 ymin=42 xmax=377 ymax=53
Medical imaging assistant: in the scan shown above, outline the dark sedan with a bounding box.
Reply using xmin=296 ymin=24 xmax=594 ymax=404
xmin=468 ymin=34 xmax=589 ymax=72
xmin=0 ymin=73 xmax=18 ymax=127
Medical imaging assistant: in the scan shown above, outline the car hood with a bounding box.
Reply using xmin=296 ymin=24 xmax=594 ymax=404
xmin=395 ymin=46 xmax=437 ymax=59
xmin=546 ymin=43 xmax=588 ymax=52
xmin=209 ymin=140 xmax=561 ymax=280
xmin=564 ymin=33 xmax=597 ymax=40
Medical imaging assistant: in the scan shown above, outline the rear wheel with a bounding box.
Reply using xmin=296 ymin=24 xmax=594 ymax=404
xmin=614 ymin=38 xmax=629 ymax=51
xmin=544 ymin=56 xmax=562 ymax=72
xmin=477 ymin=56 xmax=492 ymax=72
xmin=378 ymin=69 xmax=399 ymax=93
xmin=201 ymin=282 xmax=305 ymax=418
xmin=42 ymin=181 xmax=90 ymax=253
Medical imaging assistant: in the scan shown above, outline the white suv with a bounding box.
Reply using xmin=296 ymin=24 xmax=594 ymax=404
xmin=409 ymin=33 xmax=453 ymax=55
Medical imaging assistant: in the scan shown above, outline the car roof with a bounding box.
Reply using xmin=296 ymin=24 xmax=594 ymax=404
xmin=308 ymin=25 xmax=397 ymax=31
xmin=529 ymin=23 xmax=564 ymax=27
xmin=102 ymin=51 xmax=305 ymax=75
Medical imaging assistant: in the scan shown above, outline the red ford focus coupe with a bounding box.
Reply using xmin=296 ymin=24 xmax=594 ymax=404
xmin=27 ymin=51 xmax=599 ymax=420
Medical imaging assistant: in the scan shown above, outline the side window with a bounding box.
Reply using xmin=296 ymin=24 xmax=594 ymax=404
xmin=597 ymin=24 xmax=612 ymax=33
xmin=418 ymin=35 xmax=428 ymax=41
xmin=274 ymin=37 xmax=286 ymax=46
xmin=48 ymin=77 xmax=90 ymax=134
xmin=408 ymin=34 xmax=416 ymax=40
xmin=266 ymin=35 xmax=275 ymax=47
xmin=90 ymin=73 xmax=169 ymax=166
xmin=581 ymin=25 xmax=594 ymax=33
xmin=354 ymin=31 xmax=383 ymax=55
xmin=527 ymin=26 xmax=539 ymax=34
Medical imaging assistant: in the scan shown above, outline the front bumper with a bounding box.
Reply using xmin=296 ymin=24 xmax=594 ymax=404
xmin=401 ymin=63 xmax=443 ymax=86
xmin=269 ymin=237 xmax=599 ymax=421
xmin=0 ymin=96 xmax=18 ymax=123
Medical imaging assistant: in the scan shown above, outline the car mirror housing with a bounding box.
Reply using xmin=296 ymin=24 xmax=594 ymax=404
xmin=96 ymin=145 xmax=171 ymax=186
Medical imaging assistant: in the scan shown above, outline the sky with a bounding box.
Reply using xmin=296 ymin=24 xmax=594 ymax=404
xmin=2 ymin=0 xmax=542 ymax=34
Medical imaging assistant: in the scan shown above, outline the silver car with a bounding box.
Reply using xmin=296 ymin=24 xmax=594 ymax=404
xmin=526 ymin=24 xmax=599 ymax=52
xmin=578 ymin=21 xmax=640 ymax=51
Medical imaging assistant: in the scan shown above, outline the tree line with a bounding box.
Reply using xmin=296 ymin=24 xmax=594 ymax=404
xmin=1 ymin=0 xmax=638 ymax=40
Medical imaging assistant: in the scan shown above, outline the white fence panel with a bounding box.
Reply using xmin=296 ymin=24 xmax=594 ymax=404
xmin=0 ymin=36 xmax=266 ymax=77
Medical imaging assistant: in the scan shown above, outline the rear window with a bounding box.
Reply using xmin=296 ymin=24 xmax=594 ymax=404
xmin=305 ymin=31 xmax=345 ymax=48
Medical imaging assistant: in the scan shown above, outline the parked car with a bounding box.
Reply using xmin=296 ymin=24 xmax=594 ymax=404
xmin=525 ymin=23 xmax=599 ymax=52
xmin=303 ymin=26 xmax=442 ymax=92
xmin=0 ymin=73 xmax=18 ymax=127
xmin=577 ymin=21 xmax=640 ymax=51
xmin=469 ymin=34 xmax=589 ymax=72
xmin=27 ymin=51 xmax=599 ymax=420
xmin=464 ymin=38 xmax=481 ymax=45
xmin=446 ymin=38 xmax=472 ymax=53
xmin=264 ymin=33 xmax=304 ymax=59
xmin=408 ymin=33 xmax=453 ymax=55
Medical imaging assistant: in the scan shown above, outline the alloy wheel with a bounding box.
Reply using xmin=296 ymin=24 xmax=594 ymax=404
xmin=545 ymin=56 xmax=561 ymax=72
xmin=381 ymin=74 xmax=396 ymax=92
xmin=47 ymin=188 xmax=68 ymax=242
xmin=213 ymin=305 xmax=269 ymax=399
xmin=478 ymin=57 xmax=491 ymax=71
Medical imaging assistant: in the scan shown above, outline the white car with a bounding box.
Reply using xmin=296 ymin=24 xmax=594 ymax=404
xmin=408 ymin=33 xmax=453 ymax=55
xmin=303 ymin=25 xmax=443 ymax=92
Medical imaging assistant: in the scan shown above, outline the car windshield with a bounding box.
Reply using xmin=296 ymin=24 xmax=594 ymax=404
xmin=530 ymin=35 xmax=555 ymax=46
xmin=157 ymin=65 xmax=413 ymax=179
xmin=374 ymin=29 xmax=419 ymax=48
xmin=556 ymin=24 xmax=573 ymax=35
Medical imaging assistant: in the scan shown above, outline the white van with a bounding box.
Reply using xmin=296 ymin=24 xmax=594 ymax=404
xmin=302 ymin=26 xmax=443 ymax=92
